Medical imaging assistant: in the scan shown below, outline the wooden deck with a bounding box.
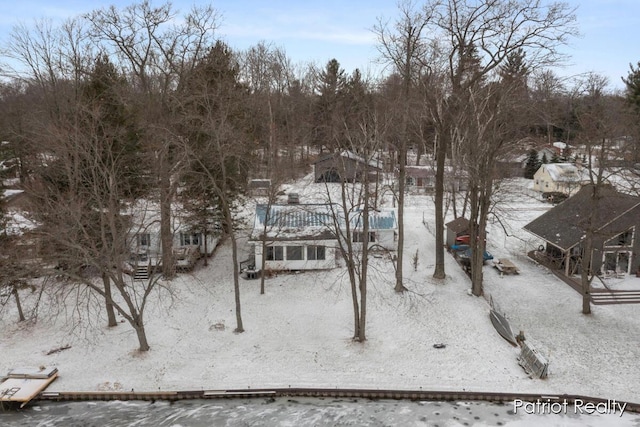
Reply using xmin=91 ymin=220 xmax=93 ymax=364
xmin=527 ymin=250 xmax=640 ymax=305
xmin=1 ymin=367 xmax=58 ymax=408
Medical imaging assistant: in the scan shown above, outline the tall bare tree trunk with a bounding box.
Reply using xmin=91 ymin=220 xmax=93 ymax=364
xmin=102 ymin=273 xmax=118 ymax=327
xmin=433 ymin=132 xmax=447 ymax=279
xmin=358 ymin=188 xmax=370 ymax=342
xmin=160 ymin=154 xmax=175 ymax=279
xmin=223 ymin=199 xmax=244 ymax=333
xmin=395 ymin=146 xmax=406 ymax=292
xmin=580 ymin=239 xmax=592 ymax=315
xmin=230 ymin=232 xmax=244 ymax=332
xmin=203 ymin=228 xmax=208 ymax=267
xmin=133 ymin=318 xmax=150 ymax=352
xmin=468 ymin=167 xmax=494 ymax=296
xmin=12 ymin=287 xmax=25 ymax=322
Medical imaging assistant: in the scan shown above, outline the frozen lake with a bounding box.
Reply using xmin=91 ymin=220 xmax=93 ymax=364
xmin=2 ymin=397 xmax=639 ymax=426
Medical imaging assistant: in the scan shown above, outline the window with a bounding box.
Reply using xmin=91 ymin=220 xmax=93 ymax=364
xmin=266 ymin=246 xmax=284 ymax=261
xmin=602 ymin=251 xmax=631 ymax=275
xmin=307 ymin=245 xmax=326 ymax=260
xmin=605 ymin=229 xmax=634 ymax=247
xmin=353 ymin=232 xmax=376 ymax=243
xmin=137 ymin=233 xmax=150 ymax=247
xmin=286 ymin=245 xmax=303 ymax=260
xmin=180 ymin=232 xmax=200 ymax=246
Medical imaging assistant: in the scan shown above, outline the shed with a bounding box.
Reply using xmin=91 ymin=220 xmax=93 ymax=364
xmin=313 ymin=150 xmax=383 ymax=183
xmin=248 ymin=179 xmax=272 ymax=196
xmin=445 ymin=217 xmax=470 ymax=249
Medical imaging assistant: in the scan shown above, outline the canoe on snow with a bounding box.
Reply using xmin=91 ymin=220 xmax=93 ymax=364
xmin=489 ymin=300 xmax=518 ymax=347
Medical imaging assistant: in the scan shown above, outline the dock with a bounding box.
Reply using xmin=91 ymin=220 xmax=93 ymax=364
xmin=1 ymin=367 xmax=58 ymax=408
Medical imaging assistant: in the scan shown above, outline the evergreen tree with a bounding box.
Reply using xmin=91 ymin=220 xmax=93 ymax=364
xmin=82 ymin=55 xmax=146 ymax=198
xmin=622 ymin=61 xmax=640 ymax=112
xmin=499 ymin=48 xmax=529 ymax=93
xmin=313 ymin=58 xmax=347 ymax=151
xmin=524 ymin=148 xmax=539 ymax=178
xmin=541 ymin=152 xmax=548 ymax=164
xmin=550 ymin=151 xmax=560 ymax=163
xmin=177 ymin=40 xmax=250 ymax=333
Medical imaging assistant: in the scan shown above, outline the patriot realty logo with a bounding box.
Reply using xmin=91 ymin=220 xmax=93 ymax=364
xmin=513 ymin=398 xmax=628 ymax=417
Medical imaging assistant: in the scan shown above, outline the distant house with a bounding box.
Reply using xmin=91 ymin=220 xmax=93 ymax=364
xmin=248 ymin=179 xmax=272 ymax=196
xmin=532 ymin=163 xmax=591 ymax=196
xmin=131 ymin=203 xmax=221 ymax=273
xmin=536 ymin=141 xmax=572 ymax=161
xmin=249 ymin=203 xmax=397 ymax=272
xmin=313 ymin=150 xmax=383 ymax=183
xmin=524 ymin=185 xmax=640 ymax=278
xmin=405 ymin=165 xmax=468 ymax=192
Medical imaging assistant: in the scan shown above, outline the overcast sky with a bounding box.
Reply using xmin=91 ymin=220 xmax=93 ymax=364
xmin=1 ymin=0 xmax=638 ymax=90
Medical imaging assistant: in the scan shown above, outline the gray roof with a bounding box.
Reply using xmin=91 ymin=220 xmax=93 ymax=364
xmin=445 ymin=217 xmax=470 ymax=233
xmin=251 ymin=204 xmax=397 ymax=240
xmin=537 ymin=163 xmax=591 ymax=183
xmin=313 ymin=150 xmax=382 ymax=170
xmin=523 ymin=185 xmax=640 ymax=250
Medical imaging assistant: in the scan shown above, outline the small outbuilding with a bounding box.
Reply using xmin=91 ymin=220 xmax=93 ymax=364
xmin=445 ymin=217 xmax=470 ymax=249
xmin=313 ymin=150 xmax=383 ymax=183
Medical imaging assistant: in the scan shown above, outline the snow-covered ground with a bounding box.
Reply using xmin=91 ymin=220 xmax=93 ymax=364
xmin=1 ymin=177 xmax=639 ymax=409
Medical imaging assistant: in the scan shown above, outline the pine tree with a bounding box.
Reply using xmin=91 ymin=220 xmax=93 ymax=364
xmin=499 ymin=48 xmax=529 ymax=93
xmin=622 ymin=61 xmax=640 ymax=112
xmin=524 ymin=149 xmax=539 ymax=178
xmin=313 ymin=59 xmax=347 ymax=151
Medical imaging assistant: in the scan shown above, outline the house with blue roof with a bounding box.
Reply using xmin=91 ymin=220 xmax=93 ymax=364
xmin=249 ymin=203 xmax=397 ymax=272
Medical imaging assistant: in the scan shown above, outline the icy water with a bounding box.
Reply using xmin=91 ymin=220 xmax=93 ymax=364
xmin=1 ymin=397 xmax=639 ymax=426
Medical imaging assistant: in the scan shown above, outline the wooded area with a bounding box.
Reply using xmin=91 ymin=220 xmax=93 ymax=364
xmin=1 ymin=0 xmax=640 ymax=346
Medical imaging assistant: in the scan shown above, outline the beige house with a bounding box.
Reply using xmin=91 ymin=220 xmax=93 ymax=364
xmin=532 ymin=163 xmax=591 ymax=196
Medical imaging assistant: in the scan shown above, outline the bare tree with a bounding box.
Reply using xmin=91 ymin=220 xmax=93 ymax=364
xmin=395 ymin=0 xmax=578 ymax=292
xmin=85 ymin=1 xmax=221 ymax=279
xmin=176 ymin=41 xmax=250 ymax=333
xmin=240 ymin=42 xmax=298 ymax=176
xmin=570 ymin=73 xmax=631 ymax=314
xmin=27 ymin=107 xmax=164 ymax=351
xmin=322 ymin=76 xmax=386 ymax=341
xmin=374 ymin=0 xmax=434 ymax=290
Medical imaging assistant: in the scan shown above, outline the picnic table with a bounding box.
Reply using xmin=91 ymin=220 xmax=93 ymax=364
xmin=493 ymin=258 xmax=520 ymax=275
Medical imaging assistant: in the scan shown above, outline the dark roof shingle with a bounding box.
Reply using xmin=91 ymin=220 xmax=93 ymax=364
xmin=523 ymin=185 xmax=640 ymax=250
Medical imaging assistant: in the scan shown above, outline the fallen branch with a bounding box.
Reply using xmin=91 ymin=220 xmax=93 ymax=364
xmin=46 ymin=345 xmax=71 ymax=355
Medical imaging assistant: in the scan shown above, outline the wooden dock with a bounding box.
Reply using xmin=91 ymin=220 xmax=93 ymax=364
xmin=1 ymin=367 xmax=58 ymax=408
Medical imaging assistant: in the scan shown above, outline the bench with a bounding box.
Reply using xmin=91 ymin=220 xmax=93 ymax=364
xmin=493 ymin=258 xmax=520 ymax=275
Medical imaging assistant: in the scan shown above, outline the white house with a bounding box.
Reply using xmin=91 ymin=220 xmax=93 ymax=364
xmin=131 ymin=201 xmax=221 ymax=272
xmin=249 ymin=203 xmax=397 ymax=272
xmin=532 ymin=163 xmax=591 ymax=196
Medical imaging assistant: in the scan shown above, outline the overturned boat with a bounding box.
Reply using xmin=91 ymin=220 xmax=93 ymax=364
xmin=489 ymin=298 xmax=518 ymax=347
